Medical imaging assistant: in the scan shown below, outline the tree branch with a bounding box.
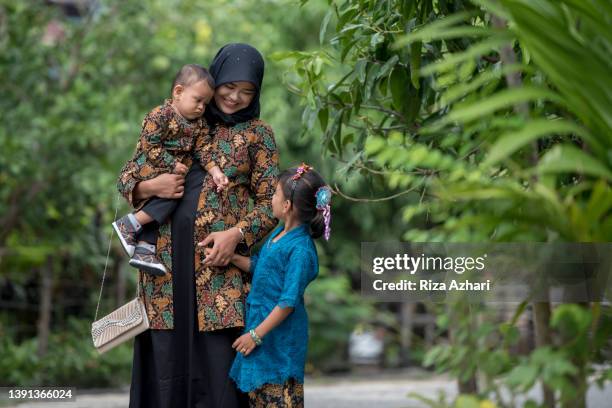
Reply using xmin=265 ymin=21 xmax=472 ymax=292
xmin=331 ymin=182 xmax=419 ymax=203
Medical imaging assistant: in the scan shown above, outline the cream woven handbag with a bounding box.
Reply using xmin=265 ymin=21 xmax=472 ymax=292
xmin=92 ymin=296 xmax=149 ymax=354
xmin=91 ymin=195 xmax=150 ymax=354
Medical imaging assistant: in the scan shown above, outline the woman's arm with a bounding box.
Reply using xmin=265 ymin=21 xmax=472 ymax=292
xmin=117 ymin=159 xmax=186 ymax=207
xmin=234 ymin=123 xmax=280 ymax=247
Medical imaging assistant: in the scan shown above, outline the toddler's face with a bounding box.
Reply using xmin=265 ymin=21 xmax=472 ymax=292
xmin=214 ymin=81 xmax=256 ymax=114
xmin=173 ymin=80 xmax=214 ymax=120
xmin=271 ymin=181 xmax=289 ymax=220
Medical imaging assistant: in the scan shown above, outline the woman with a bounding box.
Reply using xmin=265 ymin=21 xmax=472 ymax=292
xmin=117 ymin=43 xmax=279 ymax=408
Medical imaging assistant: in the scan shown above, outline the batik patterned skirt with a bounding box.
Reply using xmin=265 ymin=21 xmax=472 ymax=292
xmin=247 ymin=377 xmax=304 ymax=408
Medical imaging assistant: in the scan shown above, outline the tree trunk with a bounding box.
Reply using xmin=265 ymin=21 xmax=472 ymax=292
xmin=458 ymin=376 xmax=479 ymax=395
xmin=451 ymin=302 xmax=478 ymax=394
xmin=533 ymin=301 xmax=555 ymax=408
xmin=491 ymin=10 xmax=556 ymax=407
xmin=399 ymin=302 xmax=414 ymax=366
xmin=36 ymin=256 xmax=54 ymax=358
xmin=561 ymin=302 xmax=590 ymax=408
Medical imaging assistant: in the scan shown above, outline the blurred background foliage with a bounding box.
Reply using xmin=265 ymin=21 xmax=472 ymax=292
xmin=0 ymin=0 xmax=392 ymax=388
xmin=280 ymin=0 xmax=611 ymax=406
xmin=1 ymin=0 xmax=611 ymax=406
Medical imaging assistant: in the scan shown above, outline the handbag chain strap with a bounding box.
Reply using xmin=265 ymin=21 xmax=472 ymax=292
xmin=94 ymin=193 xmax=142 ymax=322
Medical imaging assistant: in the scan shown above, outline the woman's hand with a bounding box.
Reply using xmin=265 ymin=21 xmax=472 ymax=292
xmin=134 ymin=173 xmax=185 ymax=200
xmin=232 ymin=333 xmax=257 ymax=356
xmin=198 ymin=227 xmax=242 ymax=267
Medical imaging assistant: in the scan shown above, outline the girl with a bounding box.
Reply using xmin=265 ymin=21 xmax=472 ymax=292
xmin=225 ymin=163 xmax=332 ymax=407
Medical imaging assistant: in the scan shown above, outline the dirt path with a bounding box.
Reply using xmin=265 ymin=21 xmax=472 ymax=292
xmin=5 ymin=369 xmax=611 ymax=407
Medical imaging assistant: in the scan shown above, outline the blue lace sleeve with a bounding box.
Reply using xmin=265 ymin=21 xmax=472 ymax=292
xmin=276 ymin=247 xmax=317 ymax=309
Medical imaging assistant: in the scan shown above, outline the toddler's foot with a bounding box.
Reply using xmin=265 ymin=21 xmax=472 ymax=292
xmin=112 ymin=214 xmax=141 ymax=257
xmin=129 ymin=242 xmax=167 ymax=276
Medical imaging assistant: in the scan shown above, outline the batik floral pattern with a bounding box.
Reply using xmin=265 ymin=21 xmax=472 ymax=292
xmin=117 ymin=99 xmax=212 ymax=209
xmin=247 ymin=378 xmax=304 ymax=408
xmin=118 ymin=118 xmax=279 ymax=331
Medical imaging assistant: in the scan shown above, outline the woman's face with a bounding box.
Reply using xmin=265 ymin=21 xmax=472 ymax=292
xmin=214 ymin=81 xmax=256 ymax=114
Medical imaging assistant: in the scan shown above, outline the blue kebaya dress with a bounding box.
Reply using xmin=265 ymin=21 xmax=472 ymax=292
xmin=229 ymin=223 xmax=319 ymax=392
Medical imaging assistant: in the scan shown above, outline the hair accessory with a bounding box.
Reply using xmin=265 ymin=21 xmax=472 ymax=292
xmin=315 ymin=186 xmax=332 ymax=241
xmin=290 ymin=162 xmax=313 ymax=202
xmin=291 ymin=162 xmax=312 ymax=181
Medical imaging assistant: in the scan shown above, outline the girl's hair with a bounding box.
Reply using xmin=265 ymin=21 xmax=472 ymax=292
xmin=278 ymin=166 xmax=328 ymax=239
xmin=170 ymin=64 xmax=215 ymax=95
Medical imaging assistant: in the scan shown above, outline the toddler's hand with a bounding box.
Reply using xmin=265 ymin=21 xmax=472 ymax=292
xmin=210 ymin=166 xmax=229 ymax=192
xmin=213 ymin=174 xmax=229 ymax=192
xmin=173 ymin=162 xmax=188 ymax=175
xmin=232 ymin=333 xmax=257 ymax=356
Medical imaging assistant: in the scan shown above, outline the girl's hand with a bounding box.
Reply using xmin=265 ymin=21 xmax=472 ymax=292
xmin=197 ymin=228 xmax=242 ymax=266
xmin=232 ymin=333 xmax=256 ymax=356
xmin=134 ymin=173 xmax=185 ymax=200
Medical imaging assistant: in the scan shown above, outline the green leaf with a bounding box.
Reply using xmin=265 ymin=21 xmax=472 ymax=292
xmin=483 ymin=119 xmax=587 ymax=167
xmin=427 ymin=87 xmax=562 ymax=130
xmin=370 ymin=32 xmax=384 ymax=48
xmin=376 ymin=55 xmax=399 ymax=81
xmin=409 ymin=41 xmax=422 ymax=89
xmin=441 ymin=64 xmax=525 ymax=105
xmin=395 ymin=27 xmax=496 ymax=48
xmin=454 ymin=395 xmax=481 ymax=408
xmin=312 ymin=56 xmax=324 ymax=76
xmin=336 ymin=6 xmax=359 ymax=31
xmin=364 ymin=63 xmax=380 ymax=100
xmin=506 ymin=364 xmax=539 ymax=390
xmin=537 ymin=145 xmax=612 ymax=180
xmin=269 ymin=50 xmax=311 ymax=61
xmin=365 ymin=137 xmax=386 ymax=156
xmin=471 ymin=0 xmax=512 ymax=20
xmin=390 ymin=66 xmax=410 ymax=110
xmin=340 ymin=38 xmax=359 ymax=62
xmin=420 ymin=36 xmax=512 ymax=76
xmin=394 ymin=10 xmax=481 ymax=47
xmin=550 ymin=304 xmax=592 ymax=335
xmin=355 ymin=59 xmax=367 ymax=84
xmin=585 ymin=180 xmax=612 ymax=226
xmin=320 ymin=9 xmax=333 ymax=45
xmin=318 ymin=107 xmax=329 ymax=132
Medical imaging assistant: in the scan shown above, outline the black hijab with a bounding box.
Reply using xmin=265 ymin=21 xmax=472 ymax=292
xmin=205 ymin=43 xmax=265 ymax=126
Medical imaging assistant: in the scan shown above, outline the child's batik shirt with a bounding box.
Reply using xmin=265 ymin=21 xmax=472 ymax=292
xmin=119 ymin=99 xmax=216 ymax=191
